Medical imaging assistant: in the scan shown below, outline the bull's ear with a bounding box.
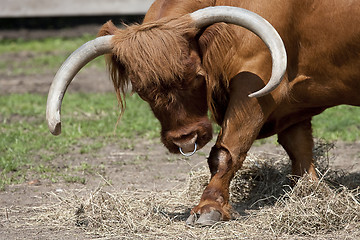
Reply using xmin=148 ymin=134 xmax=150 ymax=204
xmin=98 ymin=20 xmax=119 ymax=37
xmin=188 ymin=46 xmax=206 ymax=78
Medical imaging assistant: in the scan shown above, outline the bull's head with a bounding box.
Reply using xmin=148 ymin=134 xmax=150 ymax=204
xmin=46 ymin=6 xmax=287 ymax=155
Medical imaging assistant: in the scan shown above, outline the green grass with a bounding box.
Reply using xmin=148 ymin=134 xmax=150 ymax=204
xmin=313 ymin=105 xmax=360 ymax=142
xmin=0 ymin=35 xmax=95 ymax=53
xmin=0 ymin=35 xmax=104 ymax=76
xmin=0 ymin=93 xmax=160 ymax=190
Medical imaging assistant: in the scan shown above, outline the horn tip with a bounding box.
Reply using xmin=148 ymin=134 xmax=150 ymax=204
xmin=49 ymin=122 xmax=62 ymax=136
xmin=248 ymin=91 xmax=266 ymax=98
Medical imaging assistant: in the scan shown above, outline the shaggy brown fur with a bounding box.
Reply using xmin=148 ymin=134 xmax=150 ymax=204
xmin=98 ymin=16 xmax=200 ymax=112
xmin=98 ymin=17 xmax=245 ymax=123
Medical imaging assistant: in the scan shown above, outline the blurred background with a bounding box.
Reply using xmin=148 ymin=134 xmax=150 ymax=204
xmin=0 ymin=0 xmax=154 ymax=39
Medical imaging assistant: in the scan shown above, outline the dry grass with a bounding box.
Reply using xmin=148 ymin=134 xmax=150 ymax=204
xmin=7 ymin=142 xmax=360 ymax=239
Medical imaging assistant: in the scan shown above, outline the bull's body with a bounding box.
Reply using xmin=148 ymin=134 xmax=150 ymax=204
xmin=47 ymin=0 xmax=360 ymax=226
xmin=143 ymin=0 xmax=360 ymax=223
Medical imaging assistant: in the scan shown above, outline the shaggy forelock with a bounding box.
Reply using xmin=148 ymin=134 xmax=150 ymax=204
xmin=111 ymin=17 xmax=197 ymax=92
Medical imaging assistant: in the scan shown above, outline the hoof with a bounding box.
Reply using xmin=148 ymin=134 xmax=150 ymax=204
xmin=186 ymin=210 xmax=222 ymax=226
xmin=185 ymin=213 xmax=197 ymax=226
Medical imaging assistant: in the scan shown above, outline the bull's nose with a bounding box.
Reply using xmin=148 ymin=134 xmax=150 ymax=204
xmin=173 ymin=134 xmax=198 ymax=155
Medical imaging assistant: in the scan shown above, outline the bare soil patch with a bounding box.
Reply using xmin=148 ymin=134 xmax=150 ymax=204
xmin=1 ymin=138 xmax=359 ymax=239
xmin=0 ymin=67 xmax=112 ymax=95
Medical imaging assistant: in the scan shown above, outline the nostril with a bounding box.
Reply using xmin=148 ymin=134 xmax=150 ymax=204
xmin=180 ymin=133 xmax=192 ymax=139
xmin=173 ymin=133 xmax=198 ymax=147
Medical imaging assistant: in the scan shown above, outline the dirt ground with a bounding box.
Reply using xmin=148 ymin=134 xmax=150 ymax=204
xmin=0 ymin=28 xmax=359 ymax=239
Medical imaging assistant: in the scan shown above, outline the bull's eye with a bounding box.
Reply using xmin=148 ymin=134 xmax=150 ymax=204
xmin=153 ymin=91 xmax=178 ymax=108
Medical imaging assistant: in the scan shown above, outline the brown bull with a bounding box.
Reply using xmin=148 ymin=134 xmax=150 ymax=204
xmin=46 ymin=0 xmax=360 ymax=226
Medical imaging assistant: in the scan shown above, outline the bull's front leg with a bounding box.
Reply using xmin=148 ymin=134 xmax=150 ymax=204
xmin=186 ymin=143 xmax=246 ymax=226
xmin=186 ymin=72 xmax=276 ymax=226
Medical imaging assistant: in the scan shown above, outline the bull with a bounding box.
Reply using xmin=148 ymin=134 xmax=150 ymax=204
xmin=46 ymin=0 xmax=360 ymax=226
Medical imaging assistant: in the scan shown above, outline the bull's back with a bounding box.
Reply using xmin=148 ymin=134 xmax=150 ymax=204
xmin=290 ymin=0 xmax=360 ymax=106
xmin=143 ymin=0 xmax=214 ymax=22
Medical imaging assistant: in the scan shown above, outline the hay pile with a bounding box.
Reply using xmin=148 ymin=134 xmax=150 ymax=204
xmin=252 ymin=175 xmax=360 ymax=235
xmin=25 ymin=142 xmax=360 ymax=239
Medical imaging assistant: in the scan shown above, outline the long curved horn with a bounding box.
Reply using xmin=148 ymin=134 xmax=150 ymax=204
xmin=190 ymin=6 xmax=287 ymax=98
xmin=46 ymin=35 xmax=113 ymax=135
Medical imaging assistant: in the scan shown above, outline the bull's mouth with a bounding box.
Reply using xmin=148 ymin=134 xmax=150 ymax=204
xmin=161 ymin=119 xmax=213 ymax=155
